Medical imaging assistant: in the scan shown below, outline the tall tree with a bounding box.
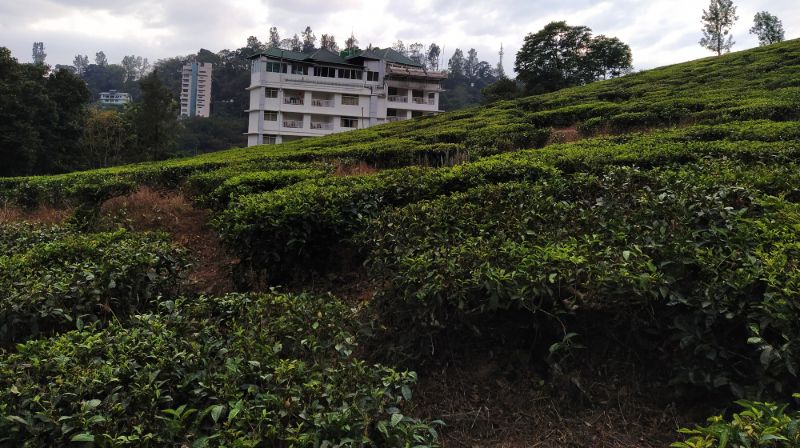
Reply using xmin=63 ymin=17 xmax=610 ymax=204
xmin=73 ymin=54 xmax=89 ymax=76
xmin=268 ymin=26 xmax=281 ymax=48
xmin=95 ymin=51 xmax=108 ymax=67
xmin=464 ymin=48 xmax=479 ymax=80
xmin=0 ymin=48 xmax=92 ymax=176
xmin=80 ymin=108 xmax=133 ymax=168
xmin=127 ymin=70 xmax=177 ymax=161
xmin=408 ymin=42 xmax=425 ymax=66
xmin=392 ymin=40 xmax=407 ymax=56
xmin=750 ymin=11 xmax=785 ymax=46
xmin=427 ymin=43 xmax=441 ymax=71
xmin=246 ymin=36 xmax=264 ymax=52
xmin=320 ymin=34 xmax=339 ymax=52
xmin=302 ymin=26 xmax=316 ymax=52
xmin=42 ymin=68 xmax=92 ymax=172
xmin=515 ymin=21 xmax=593 ymax=94
xmin=32 ymin=42 xmax=46 ymax=65
xmin=345 ymin=33 xmax=359 ymax=51
xmin=448 ymin=48 xmax=465 ymax=78
xmin=700 ymin=0 xmax=738 ymax=56
xmin=121 ymin=55 xmax=143 ymax=82
xmin=583 ymin=35 xmax=633 ymax=80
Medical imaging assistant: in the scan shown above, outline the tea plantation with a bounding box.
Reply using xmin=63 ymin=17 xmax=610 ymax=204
xmin=1 ymin=40 xmax=800 ymax=446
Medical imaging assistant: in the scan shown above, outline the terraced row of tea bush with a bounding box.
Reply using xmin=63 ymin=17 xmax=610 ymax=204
xmin=0 ymin=224 xmax=187 ymax=344
xmin=0 ymin=223 xmax=439 ymax=446
xmin=215 ymin=119 xmax=800 ymax=284
xmin=0 ymin=292 xmax=439 ymax=447
xmin=364 ymin=160 xmax=800 ymax=396
xmin=1 ymin=41 xmax=796 ymax=209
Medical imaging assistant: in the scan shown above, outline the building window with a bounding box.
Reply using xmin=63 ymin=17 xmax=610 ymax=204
xmin=266 ymin=62 xmax=287 ymax=73
xmin=314 ymin=66 xmax=336 ymax=78
xmin=266 ymin=88 xmax=278 ymax=98
xmin=341 ymin=95 xmax=359 ymax=106
xmin=264 ymin=111 xmax=278 ymax=121
xmin=264 ymin=135 xmax=277 ymax=144
xmin=338 ymin=69 xmax=363 ymax=79
xmin=291 ymin=64 xmax=309 ymax=75
xmin=341 ymin=117 xmax=358 ymax=128
xmin=366 ymin=71 xmax=379 ymax=82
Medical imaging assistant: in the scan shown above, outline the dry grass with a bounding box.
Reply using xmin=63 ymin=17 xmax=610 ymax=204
xmin=548 ymin=126 xmax=582 ymax=145
xmin=333 ymin=161 xmax=380 ymax=176
xmin=101 ymin=187 xmax=236 ymax=295
xmin=0 ymin=201 xmax=70 ymax=224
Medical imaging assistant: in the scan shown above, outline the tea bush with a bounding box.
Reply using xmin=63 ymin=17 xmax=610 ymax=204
xmin=672 ymin=395 xmax=800 ymax=447
xmin=363 ymin=162 xmax=800 ymax=395
xmin=213 ymin=156 xmax=556 ymax=281
xmin=0 ymin=224 xmax=187 ymax=343
xmin=0 ymin=292 xmax=439 ymax=447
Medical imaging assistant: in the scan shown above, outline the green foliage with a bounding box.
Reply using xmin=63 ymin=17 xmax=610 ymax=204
xmin=0 ymin=224 xmax=187 ymax=343
xmin=751 ymin=11 xmax=785 ymax=47
xmin=0 ymin=47 xmax=91 ymax=176
xmin=127 ymin=70 xmax=178 ymax=161
xmin=0 ymin=292 xmax=439 ymax=447
xmin=672 ymin=395 xmax=800 ymax=447
xmin=514 ymin=21 xmax=632 ymax=94
xmin=700 ymin=0 xmax=739 ymax=56
xmin=363 ymin=160 xmax=800 ymax=393
xmin=213 ymin=155 xmax=555 ymax=282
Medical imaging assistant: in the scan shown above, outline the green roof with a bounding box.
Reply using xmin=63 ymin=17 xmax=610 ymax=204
xmin=249 ymin=47 xmax=362 ymax=67
xmin=346 ymin=47 xmax=423 ymax=68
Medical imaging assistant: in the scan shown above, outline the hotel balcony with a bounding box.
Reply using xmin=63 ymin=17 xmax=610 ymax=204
xmin=311 ymin=98 xmax=334 ymax=107
xmin=283 ymin=119 xmax=304 ymax=128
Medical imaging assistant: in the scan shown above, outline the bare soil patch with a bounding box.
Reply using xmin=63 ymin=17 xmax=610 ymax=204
xmin=101 ymin=187 xmax=236 ymax=295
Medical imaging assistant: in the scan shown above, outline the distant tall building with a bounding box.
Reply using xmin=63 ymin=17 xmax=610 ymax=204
xmin=99 ymin=90 xmax=131 ymax=105
xmin=180 ymin=62 xmax=212 ymax=118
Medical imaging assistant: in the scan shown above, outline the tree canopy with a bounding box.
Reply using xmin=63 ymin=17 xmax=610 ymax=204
xmin=514 ymin=21 xmax=632 ymax=94
xmin=750 ymin=11 xmax=785 ymax=46
xmin=700 ymin=0 xmax=738 ymax=55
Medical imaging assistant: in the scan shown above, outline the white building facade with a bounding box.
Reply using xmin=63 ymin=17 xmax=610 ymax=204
xmin=180 ymin=62 xmax=212 ymax=118
xmin=99 ymin=90 xmax=131 ymax=105
xmin=246 ymin=48 xmax=446 ymax=146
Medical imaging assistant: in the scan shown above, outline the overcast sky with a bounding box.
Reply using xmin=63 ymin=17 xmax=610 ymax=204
xmin=1 ymin=0 xmax=798 ymax=73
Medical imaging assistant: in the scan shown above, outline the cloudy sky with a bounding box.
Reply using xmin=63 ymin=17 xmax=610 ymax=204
xmin=1 ymin=0 xmax=797 ymax=73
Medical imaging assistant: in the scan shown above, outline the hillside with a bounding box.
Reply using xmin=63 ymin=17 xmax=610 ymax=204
xmin=1 ymin=40 xmax=800 ymax=447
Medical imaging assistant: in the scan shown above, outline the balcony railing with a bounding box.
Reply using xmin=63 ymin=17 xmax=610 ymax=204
xmin=387 ymin=117 xmax=404 ymax=122
xmin=311 ymin=122 xmax=333 ymax=130
xmin=311 ymin=99 xmax=334 ymax=107
xmin=283 ymin=97 xmax=304 ymax=105
xmin=283 ymin=120 xmax=303 ymax=128
xmin=388 ymin=95 xmax=408 ymax=103
xmin=412 ymin=97 xmax=435 ymax=105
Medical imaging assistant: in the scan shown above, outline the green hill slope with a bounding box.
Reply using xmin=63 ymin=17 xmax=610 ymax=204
xmin=1 ymin=39 xmax=800 ymax=447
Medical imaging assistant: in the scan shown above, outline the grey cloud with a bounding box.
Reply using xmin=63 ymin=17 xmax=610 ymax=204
xmin=1 ymin=0 xmax=798 ymax=71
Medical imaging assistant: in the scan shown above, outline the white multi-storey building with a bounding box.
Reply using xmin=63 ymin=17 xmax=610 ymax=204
xmin=99 ymin=90 xmax=131 ymax=105
xmin=180 ymin=62 xmax=212 ymax=118
xmin=246 ymin=47 xmax=446 ymax=146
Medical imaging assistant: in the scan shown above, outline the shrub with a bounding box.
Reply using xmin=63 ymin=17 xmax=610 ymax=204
xmin=0 ymin=293 xmax=440 ymax=447
xmin=363 ymin=163 xmax=800 ymax=394
xmin=0 ymin=224 xmax=187 ymax=343
xmin=672 ymin=395 xmax=800 ymax=448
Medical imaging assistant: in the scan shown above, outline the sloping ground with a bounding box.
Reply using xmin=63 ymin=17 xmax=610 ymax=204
xmin=1 ymin=40 xmax=800 ymax=447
